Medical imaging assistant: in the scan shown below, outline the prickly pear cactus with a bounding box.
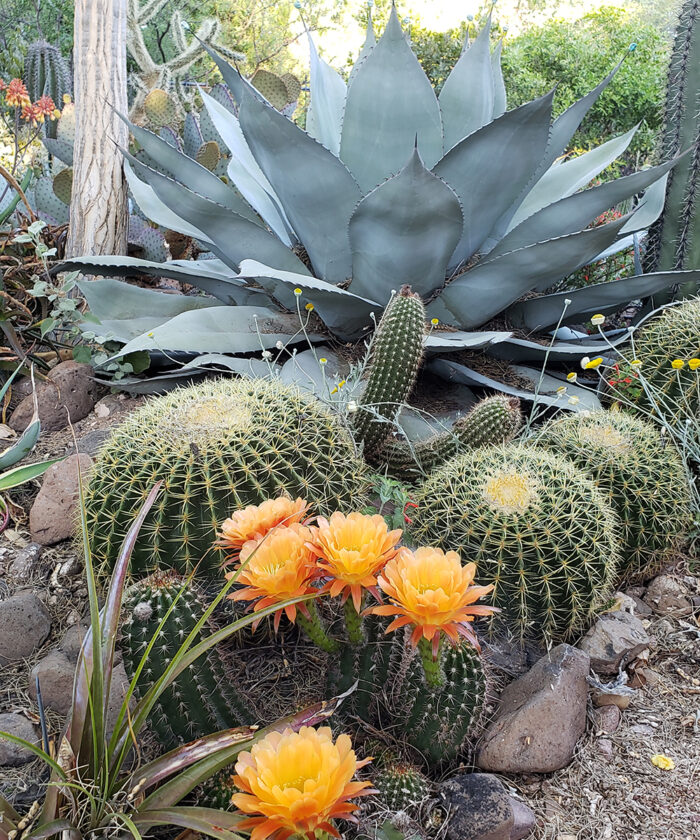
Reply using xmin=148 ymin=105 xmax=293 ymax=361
xmin=120 ymin=571 xmax=253 ymax=748
xmin=355 ymin=286 xmax=426 ymax=459
xmin=195 ymin=140 xmax=221 ymax=171
xmin=52 ymin=167 xmax=72 ymax=205
xmin=379 ymin=395 xmax=523 ymax=481
xmin=84 ymin=378 xmax=370 ymax=577
xmin=411 ymin=445 xmax=621 ymax=642
xmin=143 ymin=89 xmax=178 ymax=128
xmin=536 ymin=410 xmax=693 ymax=579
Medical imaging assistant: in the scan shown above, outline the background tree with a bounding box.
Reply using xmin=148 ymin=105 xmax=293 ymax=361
xmin=66 ymin=0 xmax=128 ymax=257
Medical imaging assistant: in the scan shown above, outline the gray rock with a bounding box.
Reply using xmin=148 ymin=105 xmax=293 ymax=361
xmin=29 ymin=453 xmax=93 ymax=545
xmin=477 ymin=645 xmax=590 ymax=774
xmin=597 ymin=737 xmax=614 ymax=760
xmin=509 ymin=798 xmax=536 ymax=840
xmin=29 ymin=650 xmax=75 ymax=715
xmin=74 ymin=429 xmax=111 ymax=458
xmin=578 ymin=610 xmax=651 ymax=675
xmin=593 ymin=704 xmax=621 ymax=734
xmin=0 ymin=714 xmax=39 ymax=767
xmin=621 ymin=590 xmax=652 ymax=618
xmin=441 ymin=773 xmax=514 ymax=840
xmin=0 ymin=591 xmax=51 ymax=665
xmin=643 ymin=575 xmax=693 ymax=617
xmin=8 ymin=543 xmax=44 ymax=581
xmin=59 ymin=622 xmax=89 ymax=661
xmin=9 ymin=361 xmax=100 ymax=432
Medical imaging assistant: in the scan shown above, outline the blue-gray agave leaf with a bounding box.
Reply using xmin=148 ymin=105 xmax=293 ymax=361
xmin=439 ymin=15 xmax=494 ymax=151
xmin=238 ymin=87 xmax=361 ymax=284
xmin=340 ymin=5 xmax=443 ymax=192
xmin=491 ymin=39 xmax=507 ymax=119
xmin=348 ymin=148 xmax=463 ymax=303
xmin=306 ymin=33 xmax=346 ymax=156
xmin=434 ymin=93 xmax=553 ymax=269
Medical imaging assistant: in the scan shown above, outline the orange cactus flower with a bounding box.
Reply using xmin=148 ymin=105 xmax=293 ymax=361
xmin=228 ymin=522 xmax=317 ymax=632
xmin=5 ymin=78 xmax=31 ymax=108
xmin=232 ymin=726 xmax=374 ymax=840
xmin=216 ymin=496 xmax=309 ymax=561
xmin=369 ymin=546 xmax=497 ymax=657
xmin=308 ymin=512 xmax=402 ymax=611
xmin=21 ymin=103 xmax=43 ymax=125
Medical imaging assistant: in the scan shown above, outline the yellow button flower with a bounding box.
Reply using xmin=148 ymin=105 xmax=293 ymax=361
xmin=430 ymin=318 xmax=439 ymax=325
xmin=228 ymin=523 xmax=317 ymax=632
xmin=232 ymin=726 xmax=374 ymax=840
xmin=630 ymin=359 xmax=642 ymax=368
xmin=590 ymin=314 xmax=605 ymax=326
xmin=309 ymin=512 xmax=402 ymax=611
xmin=689 ymin=358 xmax=700 ymax=370
xmin=585 ymin=357 xmax=604 ymax=369
xmin=305 ymin=302 xmax=314 ymax=311
xmin=650 ymin=754 xmax=675 ymax=771
xmin=671 ymin=359 xmax=685 ymax=370
xmin=566 ymin=372 xmax=578 ymax=383
xmin=369 ymin=547 xmax=497 ymax=657
xmin=217 ymin=496 xmax=309 ymax=559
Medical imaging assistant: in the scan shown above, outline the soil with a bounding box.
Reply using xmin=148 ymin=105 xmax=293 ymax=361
xmin=0 ymin=396 xmax=698 ymax=838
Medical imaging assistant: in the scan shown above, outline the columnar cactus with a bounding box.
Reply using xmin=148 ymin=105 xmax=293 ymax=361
xmin=120 ymin=571 xmax=253 ymax=748
xmin=354 ymin=286 xmax=426 ymax=458
xmin=84 ymin=378 xmax=369 ymax=577
xmin=410 ymin=445 xmax=621 ymax=642
xmin=23 ymin=40 xmax=71 ymax=138
xmin=375 ymin=764 xmax=432 ymax=812
xmin=644 ymin=0 xmax=700 ymax=274
xmin=378 ymin=395 xmax=522 ymax=481
xmin=536 ymin=410 xmax=693 ymax=579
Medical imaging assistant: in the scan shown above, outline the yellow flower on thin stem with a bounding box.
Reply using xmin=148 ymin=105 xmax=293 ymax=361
xmin=308 ymin=512 xmax=402 ymax=642
xmin=216 ymin=496 xmax=309 ymax=561
xmin=689 ymin=358 xmax=700 ymax=371
xmin=232 ymin=726 xmax=375 ymax=840
xmin=368 ymin=547 xmax=497 ymax=685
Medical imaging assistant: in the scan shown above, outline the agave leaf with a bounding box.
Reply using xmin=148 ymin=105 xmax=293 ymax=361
xmin=200 ymin=89 xmax=294 ymax=246
xmin=424 ymin=330 xmax=513 ymax=352
xmin=238 ymin=89 xmax=361 ymax=284
xmin=487 ymin=157 xmax=679 ymax=262
xmin=439 ymin=213 xmax=631 ymax=328
xmin=279 ymin=348 xmax=357 ymax=399
xmin=0 ymin=457 xmax=62 ymax=490
xmin=487 ymin=332 xmax=633 ymax=363
xmin=439 ymin=15 xmax=493 ymax=151
xmin=429 ymin=358 xmax=601 ymax=411
xmin=508 ymin=125 xmax=638 ymax=231
xmin=70 ymin=258 xmax=272 ymax=308
xmin=435 ymin=94 xmax=553 ymax=268
xmin=340 ymin=5 xmax=443 ymax=192
xmin=306 ymin=33 xmax=346 ymax=155
xmin=125 ymin=152 xmax=310 ymax=276
xmin=349 ymin=148 xmax=463 ymax=303
xmin=125 ymin=162 xmax=212 ymax=242
xmin=109 ymin=306 xmax=322 ymax=358
xmin=125 ymin=120 xmax=260 ymax=225
xmin=349 ymin=9 xmax=376 ymax=83
xmin=237 ymin=259 xmax=378 ymax=339
xmin=0 ymin=418 xmax=40 ymax=469
xmin=180 ymin=354 xmax=276 ymax=378
xmin=491 ymin=39 xmax=506 ymax=119
xmin=507 ymin=269 xmax=700 ymax=331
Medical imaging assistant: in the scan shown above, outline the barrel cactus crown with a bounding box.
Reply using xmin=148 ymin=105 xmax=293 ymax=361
xmin=84 ymin=377 xmax=369 ymax=577
xmin=631 ymin=297 xmax=700 ymax=424
xmin=537 ymin=410 xmax=692 ymax=579
xmin=410 ymin=445 xmax=621 ymax=642
xmin=120 ymin=571 xmax=254 ymax=748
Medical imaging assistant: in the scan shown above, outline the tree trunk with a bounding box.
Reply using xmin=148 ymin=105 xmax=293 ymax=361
xmin=66 ymin=0 xmax=128 ymax=258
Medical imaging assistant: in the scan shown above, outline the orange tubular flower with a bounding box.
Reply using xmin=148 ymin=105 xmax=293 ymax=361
xmin=216 ymin=496 xmax=309 ymax=561
xmin=369 ymin=547 xmax=497 ymax=657
xmin=231 ymin=726 xmax=374 ymax=840
xmin=5 ymin=78 xmax=31 ymax=108
xmin=228 ymin=523 xmax=317 ymax=632
xmin=35 ymin=94 xmax=57 ymax=118
xmin=309 ymin=512 xmax=402 ymax=611
xmin=21 ymin=103 xmax=42 ymax=125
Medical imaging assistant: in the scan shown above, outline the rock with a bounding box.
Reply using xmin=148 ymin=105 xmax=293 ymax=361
xmin=643 ymin=575 xmax=693 ymax=617
xmin=477 ymin=645 xmax=589 ymax=774
xmin=591 ymin=689 xmax=632 ymax=710
xmin=0 ymin=714 xmax=39 ymax=767
xmin=596 ymin=738 xmax=613 ymax=760
xmin=8 ymin=542 xmax=44 ymax=580
xmin=621 ymin=590 xmax=652 ymax=618
xmin=9 ymin=361 xmax=100 ymax=432
xmin=578 ymin=609 xmax=651 ymax=675
xmin=59 ymin=622 xmax=89 ymax=661
xmin=29 ymin=453 xmax=93 ymax=545
xmin=29 ymin=650 xmax=75 ymax=715
xmin=509 ymin=798 xmax=536 ymax=840
xmin=441 ymin=773 xmax=514 ymax=840
xmin=74 ymin=428 xmax=111 ymax=458
xmin=0 ymin=591 xmax=52 ymax=665
xmin=593 ymin=704 xmax=621 ymax=734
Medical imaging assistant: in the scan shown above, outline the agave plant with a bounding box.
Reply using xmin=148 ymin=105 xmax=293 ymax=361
xmin=66 ymin=7 xmax=700 ymax=402
xmin=0 ymin=482 xmax=344 ymax=840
